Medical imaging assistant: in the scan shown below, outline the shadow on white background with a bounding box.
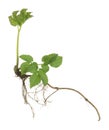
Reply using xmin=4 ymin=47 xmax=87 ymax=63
xmin=0 ymin=0 xmax=109 ymax=129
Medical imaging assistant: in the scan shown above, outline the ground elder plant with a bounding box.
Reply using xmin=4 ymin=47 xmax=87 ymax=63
xmin=9 ymin=8 xmax=100 ymax=120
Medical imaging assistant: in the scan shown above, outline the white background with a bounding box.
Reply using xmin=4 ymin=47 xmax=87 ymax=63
xmin=0 ymin=0 xmax=109 ymax=129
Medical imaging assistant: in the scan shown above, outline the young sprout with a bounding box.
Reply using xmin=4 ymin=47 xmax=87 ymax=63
xmin=9 ymin=8 xmax=33 ymax=68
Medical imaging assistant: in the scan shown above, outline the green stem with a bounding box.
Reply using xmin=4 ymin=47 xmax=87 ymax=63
xmin=16 ymin=26 xmax=21 ymax=68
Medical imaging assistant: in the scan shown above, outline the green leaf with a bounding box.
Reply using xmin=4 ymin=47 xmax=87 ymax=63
xmin=12 ymin=11 xmax=19 ymax=16
xmin=27 ymin=62 xmax=38 ymax=73
xmin=20 ymin=9 xmax=28 ymax=15
xmin=8 ymin=8 xmax=33 ymax=27
xmin=42 ymin=53 xmax=58 ymax=65
xmin=38 ymin=69 xmax=48 ymax=86
xmin=16 ymin=14 xmax=24 ymax=26
xmin=8 ymin=16 xmax=18 ymax=26
xmin=50 ymin=56 xmax=62 ymax=67
xmin=41 ymin=64 xmax=49 ymax=73
xmin=30 ymin=73 xmax=41 ymax=88
xmin=20 ymin=9 xmax=32 ymax=20
xmin=20 ymin=62 xmax=29 ymax=74
xmin=42 ymin=53 xmax=63 ymax=68
xmin=20 ymin=55 xmax=33 ymax=63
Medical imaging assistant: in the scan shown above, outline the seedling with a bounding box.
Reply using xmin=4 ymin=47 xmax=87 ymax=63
xmin=9 ymin=8 xmax=100 ymax=120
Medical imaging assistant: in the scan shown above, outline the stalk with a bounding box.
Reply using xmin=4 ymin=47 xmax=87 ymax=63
xmin=16 ymin=26 xmax=21 ymax=68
